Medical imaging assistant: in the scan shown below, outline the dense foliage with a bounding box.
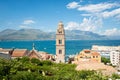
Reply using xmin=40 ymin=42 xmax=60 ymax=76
xmin=0 ymin=57 xmax=119 ymax=80
xmin=101 ymin=57 xmax=110 ymax=64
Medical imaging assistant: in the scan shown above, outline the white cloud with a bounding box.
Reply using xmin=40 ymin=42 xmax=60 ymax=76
xmin=23 ymin=20 xmax=35 ymax=25
xmin=67 ymin=2 xmax=120 ymax=17
xmin=19 ymin=19 xmax=35 ymax=29
xmin=78 ymin=2 xmax=119 ymax=13
xmin=65 ymin=17 xmax=102 ymax=32
xmin=67 ymin=1 xmax=119 ymax=13
xmin=103 ymin=28 xmax=120 ymax=36
xmin=66 ymin=1 xmax=79 ymax=9
xmin=102 ymin=8 xmax=120 ymax=18
xmin=19 ymin=25 xmax=32 ymax=29
xmin=66 ymin=1 xmax=120 ymax=36
xmin=81 ymin=14 xmax=92 ymax=16
xmin=65 ymin=22 xmax=79 ymax=30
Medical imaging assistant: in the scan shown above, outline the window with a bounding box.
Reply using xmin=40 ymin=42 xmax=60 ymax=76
xmin=93 ymin=56 xmax=95 ymax=58
xmin=58 ymin=29 xmax=62 ymax=34
xmin=59 ymin=31 xmax=62 ymax=34
xmin=59 ymin=50 xmax=62 ymax=54
xmin=59 ymin=40 xmax=62 ymax=44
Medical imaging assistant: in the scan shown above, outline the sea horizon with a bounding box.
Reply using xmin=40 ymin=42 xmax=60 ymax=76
xmin=0 ymin=40 xmax=120 ymax=55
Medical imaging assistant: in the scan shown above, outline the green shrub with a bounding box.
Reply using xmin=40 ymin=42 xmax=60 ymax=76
xmin=0 ymin=57 xmax=111 ymax=80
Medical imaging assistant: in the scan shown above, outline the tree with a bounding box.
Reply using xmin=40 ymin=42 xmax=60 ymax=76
xmin=31 ymin=58 xmax=43 ymax=66
xmin=111 ymin=73 xmax=120 ymax=79
xmin=101 ymin=57 xmax=110 ymax=64
xmin=0 ymin=57 xmax=112 ymax=80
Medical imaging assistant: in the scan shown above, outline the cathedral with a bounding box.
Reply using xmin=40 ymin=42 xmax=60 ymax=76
xmin=56 ymin=21 xmax=66 ymax=63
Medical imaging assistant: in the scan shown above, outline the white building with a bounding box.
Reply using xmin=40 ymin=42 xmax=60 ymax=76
xmin=110 ymin=50 xmax=120 ymax=66
xmin=0 ymin=48 xmax=12 ymax=59
xmin=92 ymin=45 xmax=120 ymax=57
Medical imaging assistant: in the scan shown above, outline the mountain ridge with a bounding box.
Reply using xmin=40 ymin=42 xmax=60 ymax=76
xmin=0 ymin=28 xmax=110 ymax=40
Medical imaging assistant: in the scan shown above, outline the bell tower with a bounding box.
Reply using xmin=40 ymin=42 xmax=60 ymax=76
xmin=56 ymin=21 xmax=65 ymax=63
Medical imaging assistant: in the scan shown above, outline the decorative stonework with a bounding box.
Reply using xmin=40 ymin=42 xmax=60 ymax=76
xmin=56 ymin=21 xmax=65 ymax=63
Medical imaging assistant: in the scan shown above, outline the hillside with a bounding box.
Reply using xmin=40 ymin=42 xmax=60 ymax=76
xmin=65 ymin=30 xmax=108 ymax=40
xmin=0 ymin=29 xmax=55 ymax=40
xmin=0 ymin=29 xmax=108 ymax=40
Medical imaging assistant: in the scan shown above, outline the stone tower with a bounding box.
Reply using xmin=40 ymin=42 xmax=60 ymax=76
xmin=56 ymin=21 xmax=65 ymax=63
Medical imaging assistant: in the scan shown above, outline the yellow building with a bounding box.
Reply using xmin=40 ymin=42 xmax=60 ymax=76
xmin=75 ymin=49 xmax=101 ymax=63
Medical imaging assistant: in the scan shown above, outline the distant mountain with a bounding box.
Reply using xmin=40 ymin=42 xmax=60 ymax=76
xmin=0 ymin=29 xmax=109 ymax=40
xmin=106 ymin=36 xmax=120 ymax=40
xmin=0 ymin=29 xmax=55 ymax=40
xmin=0 ymin=29 xmax=17 ymax=36
xmin=65 ymin=30 xmax=108 ymax=40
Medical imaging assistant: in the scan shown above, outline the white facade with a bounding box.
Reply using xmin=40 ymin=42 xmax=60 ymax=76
xmin=92 ymin=45 xmax=120 ymax=57
xmin=110 ymin=51 xmax=120 ymax=66
xmin=0 ymin=49 xmax=12 ymax=59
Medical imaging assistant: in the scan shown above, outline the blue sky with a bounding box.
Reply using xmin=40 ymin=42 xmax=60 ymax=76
xmin=0 ymin=0 xmax=120 ymax=36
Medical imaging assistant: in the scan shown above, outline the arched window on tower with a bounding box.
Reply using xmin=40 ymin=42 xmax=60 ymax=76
xmin=59 ymin=31 xmax=62 ymax=34
xmin=59 ymin=50 xmax=62 ymax=54
xmin=59 ymin=40 xmax=62 ymax=44
xmin=58 ymin=29 xmax=62 ymax=34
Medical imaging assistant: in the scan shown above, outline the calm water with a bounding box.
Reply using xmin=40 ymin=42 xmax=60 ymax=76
xmin=0 ymin=40 xmax=120 ymax=55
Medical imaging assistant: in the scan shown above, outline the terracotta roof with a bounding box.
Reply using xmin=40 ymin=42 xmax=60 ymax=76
xmin=82 ymin=50 xmax=100 ymax=56
xmin=91 ymin=52 xmax=100 ymax=56
xmin=12 ymin=49 xmax=28 ymax=57
xmin=28 ymin=50 xmax=52 ymax=60
xmin=84 ymin=50 xmax=91 ymax=53
xmin=28 ymin=50 xmax=41 ymax=58
xmin=76 ymin=62 xmax=117 ymax=76
xmin=38 ymin=51 xmax=50 ymax=60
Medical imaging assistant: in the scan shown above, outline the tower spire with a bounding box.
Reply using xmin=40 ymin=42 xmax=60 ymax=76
xmin=32 ymin=43 xmax=35 ymax=50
